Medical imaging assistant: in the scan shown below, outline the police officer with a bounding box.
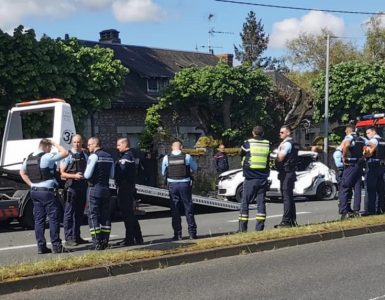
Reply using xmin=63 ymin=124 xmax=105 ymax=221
xmin=238 ymin=126 xmax=271 ymax=232
xmin=362 ymin=127 xmax=385 ymax=215
xmin=19 ymin=138 xmax=68 ymax=254
xmin=83 ymin=137 xmax=114 ymax=250
xmin=339 ymin=125 xmax=365 ymax=219
xmin=60 ymin=134 xmax=88 ymax=246
xmin=333 ymin=145 xmax=355 ymax=214
xmin=274 ymin=126 xmax=298 ymax=228
xmin=161 ymin=141 xmax=198 ymax=240
xmin=341 ymin=125 xmax=363 ymax=215
xmin=115 ymin=138 xmax=143 ymax=246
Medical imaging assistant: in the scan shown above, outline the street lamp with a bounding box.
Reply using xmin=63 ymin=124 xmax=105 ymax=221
xmin=324 ymin=34 xmax=330 ymax=166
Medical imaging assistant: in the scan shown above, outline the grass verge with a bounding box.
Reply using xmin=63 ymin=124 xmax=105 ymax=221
xmin=1 ymin=215 xmax=385 ymax=283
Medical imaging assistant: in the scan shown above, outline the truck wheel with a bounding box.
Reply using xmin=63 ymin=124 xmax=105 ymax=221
xmin=20 ymin=199 xmax=34 ymax=229
xmin=316 ymin=182 xmax=337 ymax=201
xmin=235 ymin=184 xmax=243 ymax=203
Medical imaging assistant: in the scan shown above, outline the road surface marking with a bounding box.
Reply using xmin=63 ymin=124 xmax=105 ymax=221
xmin=0 ymin=235 xmax=119 ymax=251
xmin=227 ymin=211 xmax=311 ymax=223
xmin=369 ymin=295 xmax=385 ymax=300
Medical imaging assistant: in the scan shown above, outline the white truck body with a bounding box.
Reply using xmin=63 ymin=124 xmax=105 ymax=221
xmin=0 ymin=99 xmax=76 ymax=170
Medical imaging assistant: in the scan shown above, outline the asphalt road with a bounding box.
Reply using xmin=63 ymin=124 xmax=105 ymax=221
xmin=0 ymin=198 xmax=340 ymax=266
xmin=6 ymin=231 xmax=385 ymax=300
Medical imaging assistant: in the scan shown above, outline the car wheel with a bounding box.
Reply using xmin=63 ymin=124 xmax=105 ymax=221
xmin=235 ymin=184 xmax=243 ymax=203
xmin=316 ymin=182 xmax=337 ymax=201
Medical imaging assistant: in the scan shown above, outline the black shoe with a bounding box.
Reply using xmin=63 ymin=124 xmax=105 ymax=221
xmin=274 ymin=222 xmax=294 ymax=228
xmin=135 ymin=238 xmax=144 ymax=245
xmin=75 ymin=238 xmax=89 ymax=245
xmin=359 ymin=211 xmax=371 ymax=217
xmin=52 ymin=245 xmax=70 ymax=254
xmin=65 ymin=240 xmax=78 ymax=247
xmin=88 ymin=244 xmax=105 ymax=251
xmin=189 ymin=234 xmax=198 ymax=240
xmin=115 ymin=239 xmax=135 ymax=246
xmin=172 ymin=234 xmax=183 ymax=241
xmin=38 ymin=247 xmax=52 ymax=254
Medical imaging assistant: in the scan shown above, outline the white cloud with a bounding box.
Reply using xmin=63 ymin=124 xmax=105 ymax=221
xmin=270 ymin=11 xmax=345 ymax=49
xmin=112 ymin=0 xmax=167 ymax=22
xmin=0 ymin=0 xmax=166 ymax=33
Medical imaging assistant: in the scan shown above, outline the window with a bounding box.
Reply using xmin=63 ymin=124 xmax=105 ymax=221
xmin=147 ymin=78 xmax=159 ymax=93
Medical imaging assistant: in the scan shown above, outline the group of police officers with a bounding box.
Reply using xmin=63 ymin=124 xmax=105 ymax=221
xmin=21 ymin=121 xmax=380 ymax=254
xmin=333 ymin=125 xmax=385 ymax=219
xmin=20 ymin=135 xmax=143 ymax=253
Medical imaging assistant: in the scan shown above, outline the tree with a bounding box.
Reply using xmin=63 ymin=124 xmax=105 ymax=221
xmin=363 ymin=13 xmax=385 ymax=63
xmin=0 ymin=26 xmax=128 ymax=138
xmin=286 ymin=28 xmax=360 ymax=72
xmin=143 ymin=61 xmax=272 ymax=147
xmin=234 ymin=11 xmax=269 ymax=67
xmin=312 ymin=61 xmax=385 ymax=124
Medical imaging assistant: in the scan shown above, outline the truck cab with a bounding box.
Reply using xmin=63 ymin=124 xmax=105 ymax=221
xmin=0 ymin=98 xmax=76 ymax=227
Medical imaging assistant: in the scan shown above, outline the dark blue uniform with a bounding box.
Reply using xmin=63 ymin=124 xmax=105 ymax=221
xmin=339 ymin=136 xmax=365 ymax=218
xmin=162 ymin=150 xmax=198 ymax=240
xmin=239 ymin=137 xmax=271 ymax=232
xmin=21 ymin=150 xmax=63 ymax=253
xmin=61 ymin=150 xmax=88 ymax=244
xmin=275 ymin=138 xmax=298 ymax=227
xmin=84 ymin=149 xmax=114 ymax=250
xmin=115 ymin=149 xmax=143 ymax=245
xmin=363 ymin=136 xmax=385 ymax=215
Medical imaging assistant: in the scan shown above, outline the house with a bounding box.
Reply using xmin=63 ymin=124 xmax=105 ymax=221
xmin=78 ymin=29 xmax=233 ymax=148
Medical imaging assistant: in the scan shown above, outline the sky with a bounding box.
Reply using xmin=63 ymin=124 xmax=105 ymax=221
xmin=1 ymin=0 xmax=385 ymax=61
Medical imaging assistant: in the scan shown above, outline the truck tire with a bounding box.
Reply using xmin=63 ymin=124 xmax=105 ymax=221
xmin=20 ymin=199 xmax=34 ymax=229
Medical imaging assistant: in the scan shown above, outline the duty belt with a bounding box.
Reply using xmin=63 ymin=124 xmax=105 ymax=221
xmin=31 ymin=187 xmax=55 ymax=192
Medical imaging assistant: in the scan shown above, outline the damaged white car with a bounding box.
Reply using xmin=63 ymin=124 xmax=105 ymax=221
xmin=217 ymin=151 xmax=338 ymax=202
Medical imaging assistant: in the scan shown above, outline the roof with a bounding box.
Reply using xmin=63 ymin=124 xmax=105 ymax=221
xmin=81 ymin=40 xmax=219 ymax=78
xmin=79 ymin=40 xmax=220 ymax=108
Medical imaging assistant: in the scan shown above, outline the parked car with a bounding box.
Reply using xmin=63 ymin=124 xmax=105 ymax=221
xmin=217 ymin=151 xmax=338 ymax=202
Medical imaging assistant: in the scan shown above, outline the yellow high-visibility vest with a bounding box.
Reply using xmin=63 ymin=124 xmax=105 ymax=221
xmin=242 ymin=139 xmax=270 ymax=169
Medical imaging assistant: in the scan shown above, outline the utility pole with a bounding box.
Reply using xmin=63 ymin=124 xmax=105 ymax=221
xmin=324 ymin=34 xmax=330 ymax=166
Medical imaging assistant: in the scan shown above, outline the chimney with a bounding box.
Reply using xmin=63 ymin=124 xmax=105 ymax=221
xmin=99 ymin=29 xmax=121 ymax=44
xmin=215 ymin=53 xmax=234 ymax=67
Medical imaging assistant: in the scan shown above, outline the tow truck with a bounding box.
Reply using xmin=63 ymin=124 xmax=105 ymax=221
xmin=0 ymin=98 xmax=252 ymax=229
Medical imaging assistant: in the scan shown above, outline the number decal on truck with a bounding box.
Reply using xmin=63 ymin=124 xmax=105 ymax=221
xmin=62 ymin=130 xmax=74 ymax=144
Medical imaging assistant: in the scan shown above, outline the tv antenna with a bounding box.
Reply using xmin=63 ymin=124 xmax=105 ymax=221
xmin=203 ymin=14 xmax=234 ymax=54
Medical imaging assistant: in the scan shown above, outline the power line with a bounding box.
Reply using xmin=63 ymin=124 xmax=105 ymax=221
xmin=214 ymin=0 xmax=385 ymax=15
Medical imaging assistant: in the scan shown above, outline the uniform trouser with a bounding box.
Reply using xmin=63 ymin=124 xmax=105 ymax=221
xmin=239 ymin=178 xmax=268 ymax=232
xmin=279 ymin=171 xmax=297 ymax=224
xmin=87 ymin=185 xmax=111 ymax=246
xmin=364 ymin=163 xmax=385 ymax=214
xmin=339 ymin=164 xmax=363 ymax=215
xmin=168 ymin=182 xmax=197 ymax=236
xmin=31 ymin=190 xmax=62 ymax=250
xmin=63 ymin=183 xmax=87 ymax=242
xmin=337 ymin=169 xmax=355 ymax=211
xmin=117 ymin=185 xmax=143 ymax=243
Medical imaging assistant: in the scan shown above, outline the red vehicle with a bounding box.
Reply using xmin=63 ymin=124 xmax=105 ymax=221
xmin=356 ymin=113 xmax=385 ymax=133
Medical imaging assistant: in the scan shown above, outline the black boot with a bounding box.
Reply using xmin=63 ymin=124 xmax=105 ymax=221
xmin=238 ymin=220 xmax=248 ymax=233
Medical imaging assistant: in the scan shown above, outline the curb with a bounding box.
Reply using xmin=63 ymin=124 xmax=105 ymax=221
xmin=1 ymin=223 xmax=385 ymax=295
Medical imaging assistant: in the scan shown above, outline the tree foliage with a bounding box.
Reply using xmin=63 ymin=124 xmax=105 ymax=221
xmin=286 ymin=28 xmax=360 ymax=72
xmin=234 ymin=11 xmax=269 ymax=67
xmin=0 ymin=25 xmax=128 ymax=138
xmin=312 ymin=61 xmax=385 ymax=123
xmin=143 ymin=61 xmax=272 ymax=147
xmin=363 ymin=13 xmax=385 ymax=63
